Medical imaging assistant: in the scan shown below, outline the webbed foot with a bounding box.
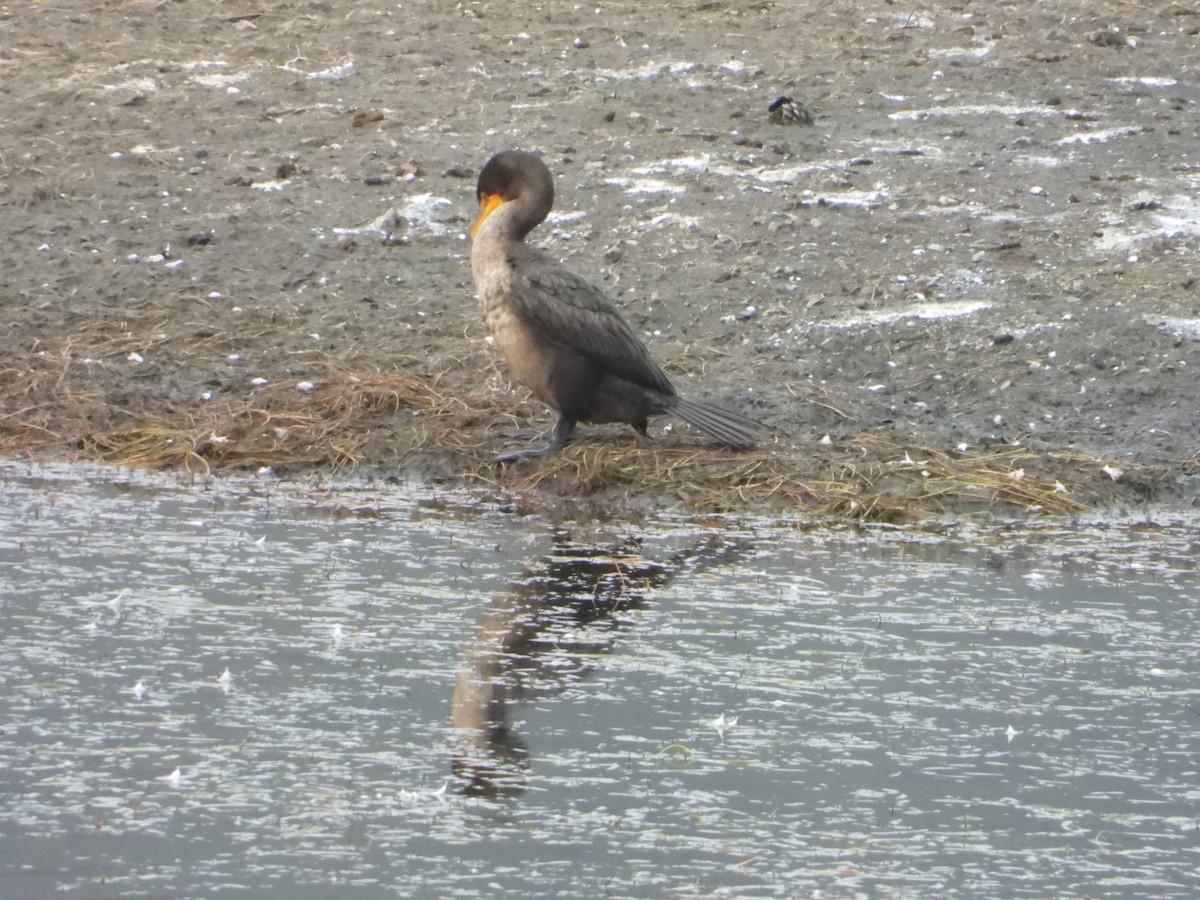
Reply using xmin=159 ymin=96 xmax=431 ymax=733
xmin=493 ymin=416 xmax=576 ymax=464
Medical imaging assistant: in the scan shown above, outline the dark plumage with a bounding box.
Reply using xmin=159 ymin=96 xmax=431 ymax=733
xmin=469 ymin=150 xmax=763 ymax=462
xmin=768 ymin=96 xmax=814 ymax=126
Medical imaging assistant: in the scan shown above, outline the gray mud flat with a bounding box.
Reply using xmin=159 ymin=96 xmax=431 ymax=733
xmin=0 ymin=1 xmax=1198 ymax=514
xmin=2 ymin=463 xmax=1199 ymax=898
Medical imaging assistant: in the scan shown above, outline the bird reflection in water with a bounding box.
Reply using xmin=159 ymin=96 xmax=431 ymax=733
xmin=450 ymin=530 xmax=745 ymax=797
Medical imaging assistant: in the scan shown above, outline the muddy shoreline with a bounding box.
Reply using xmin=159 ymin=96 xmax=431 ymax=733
xmin=2 ymin=1 xmax=1197 ymax=518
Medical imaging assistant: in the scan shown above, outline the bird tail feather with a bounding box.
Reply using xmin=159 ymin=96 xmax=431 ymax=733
xmin=668 ymin=396 xmax=763 ymax=450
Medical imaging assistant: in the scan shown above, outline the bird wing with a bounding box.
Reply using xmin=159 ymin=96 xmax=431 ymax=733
xmin=506 ymin=252 xmax=675 ymax=395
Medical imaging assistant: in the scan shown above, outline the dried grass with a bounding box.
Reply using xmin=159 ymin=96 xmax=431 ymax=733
xmin=0 ymin=327 xmax=1146 ymax=518
xmin=465 ymin=431 xmax=1093 ymax=519
xmin=74 ymin=370 xmax=465 ymax=473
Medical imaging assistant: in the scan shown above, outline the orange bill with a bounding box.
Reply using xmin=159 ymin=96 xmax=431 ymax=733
xmin=470 ymin=193 xmax=505 ymax=238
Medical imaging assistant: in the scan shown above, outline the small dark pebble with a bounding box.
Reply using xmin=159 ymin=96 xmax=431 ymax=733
xmin=443 ymin=166 xmax=473 ymax=179
xmin=603 ymin=111 xmax=616 ymax=123
xmin=194 ymin=148 xmax=208 ymax=159
xmin=1091 ymin=28 xmax=1131 ymax=49
xmin=283 ymin=270 xmax=317 ymax=289
xmin=352 ymin=110 xmax=385 ymax=127
xmin=276 ymin=162 xmax=297 ymax=179
xmin=186 ymin=231 xmax=215 ymax=247
xmin=364 ymin=174 xmax=394 ymax=186
xmin=992 ymin=334 xmax=1015 ymax=346
xmin=849 ymin=158 xmax=873 ymax=166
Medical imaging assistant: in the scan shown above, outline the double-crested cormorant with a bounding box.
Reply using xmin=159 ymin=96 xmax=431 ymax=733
xmin=470 ymin=150 xmax=762 ymax=462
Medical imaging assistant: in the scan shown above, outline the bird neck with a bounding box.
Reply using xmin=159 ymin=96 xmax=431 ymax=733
xmin=488 ymin=194 xmax=550 ymax=243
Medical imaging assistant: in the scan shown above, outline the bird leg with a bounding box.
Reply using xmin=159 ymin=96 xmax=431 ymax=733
xmin=494 ymin=416 xmax=576 ymax=464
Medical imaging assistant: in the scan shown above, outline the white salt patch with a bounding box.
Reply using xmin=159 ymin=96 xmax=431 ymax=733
xmin=634 ymin=156 xmax=738 ymax=180
xmin=278 ymin=60 xmax=356 ymax=82
xmin=191 ymin=72 xmax=249 ymax=89
xmin=1108 ymin=76 xmax=1179 ymax=88
xmin=1155 ymin=318 xmax=1200 ymax=341
xmin=795 ymin=189 xmax=888 ymax=209
xmin=662 ymin=156 xmax=710 ymax=172
xmin=928 ymin=45 xmax=992 ymax=60
xmin=1057 ymin=126 xmax=1145 ymax=146
xmin=334 ymin=194 xmax=453 ymax=237
xmin=633 ymin=155 xmax=839 ymax=185
xmin=398 ymin=193 xmax=455 ymax=235
xmin=336 ymin=210 xmax=400 ymax=237
xmin=605 ymin=177 xmax=685 ymax=195
xmin=105 ymin=77 xmax=157 ymax=94
xmin=591 ymin=61 xmax=695 ymax=81
xmin=640 ymin=213 xmax=698 ymax=230
xmin=1016 ymin=156 xmax=1064 ymax=168
xmin=632 ymin=156 xmax=710 ymax=175
xmin=753 ymin=163 xmax=831 ymax=184
xmin=1093 ymin=193 xmax=1200 ymax=251
xmin=889 ymin=104 xmax=1074 ymax=122
xmin=821 ymin=299 xmax=991 ymax=329
xmin=312 ymin=62 xmax=356 ymax=81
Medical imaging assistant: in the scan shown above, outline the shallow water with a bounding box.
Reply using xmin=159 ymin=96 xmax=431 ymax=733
xmin=1 ymin=463 xmax=1198 ymax=898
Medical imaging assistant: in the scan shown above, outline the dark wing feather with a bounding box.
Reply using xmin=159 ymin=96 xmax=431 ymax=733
xmin=507 ymin=249 xmax=675 ymax=395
